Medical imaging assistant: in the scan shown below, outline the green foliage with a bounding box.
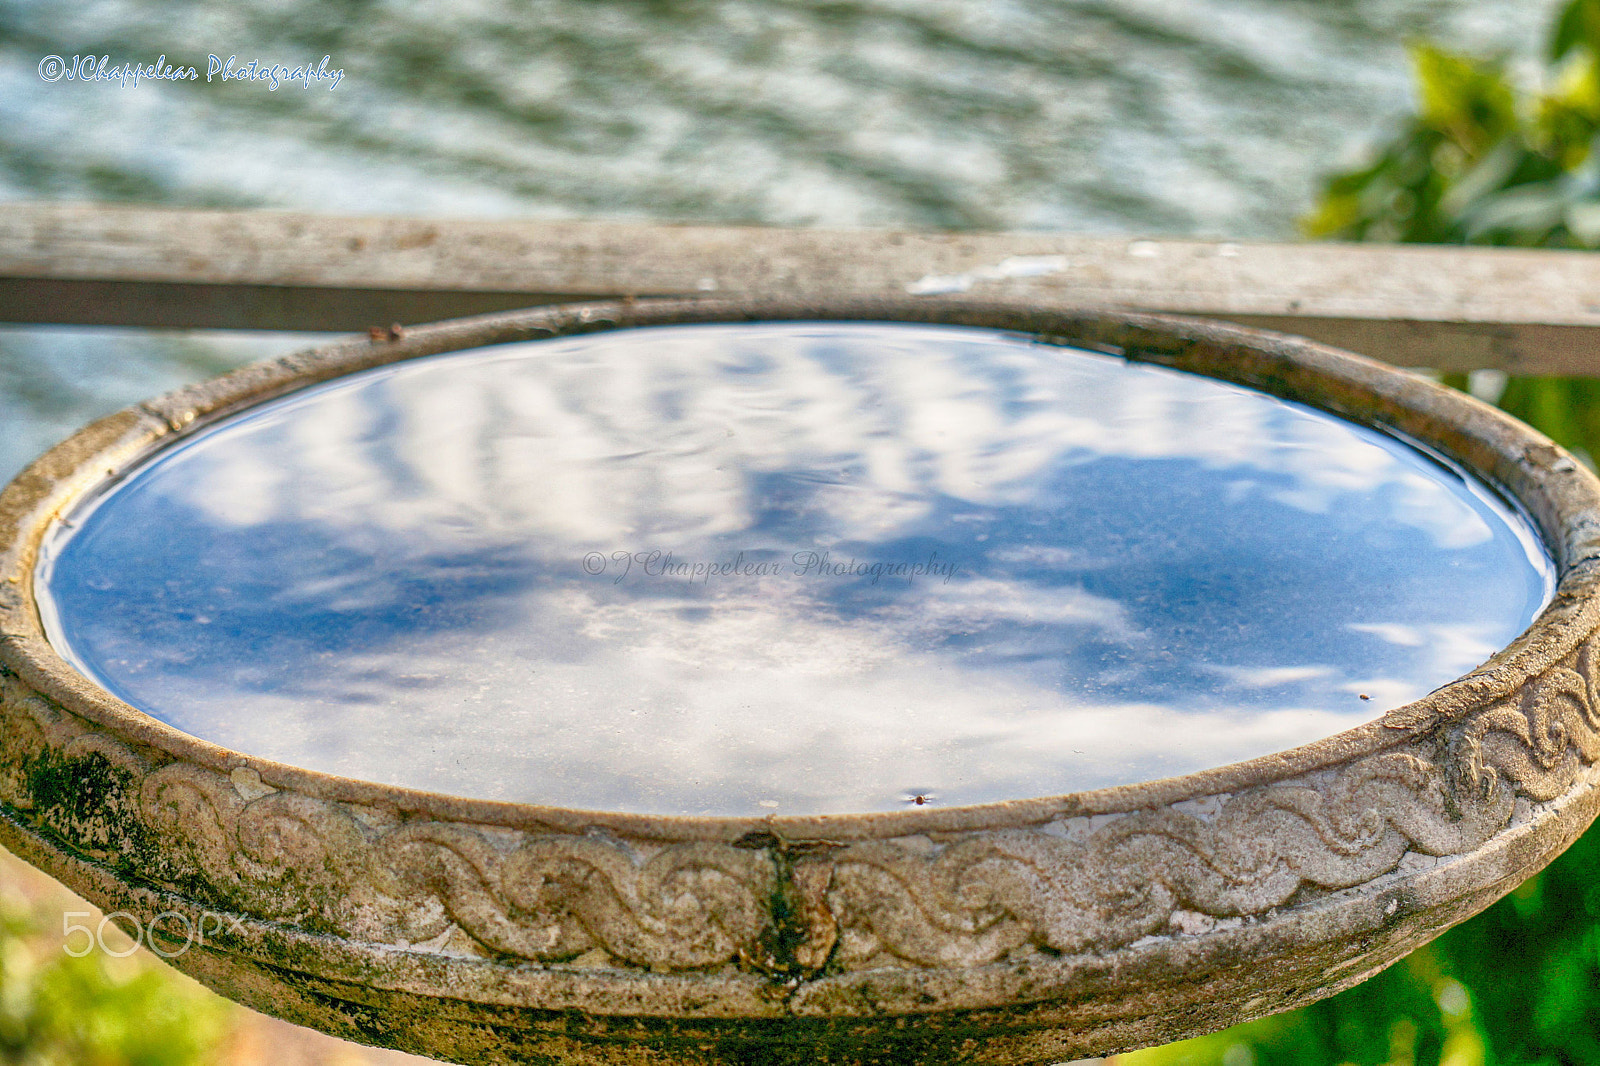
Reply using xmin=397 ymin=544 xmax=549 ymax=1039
xmin=1120 ymin=947 xmax=1488 ymax=1066
xmin=1422 ymin=823 xmax=1600 ymax=1066
xmin=1496 ymin=375 xmax=1600 ymax=468
xmin=0 ymin=888 xmax=229 ymax=1066
xmin=1305 ymin=0 xmax=1600 ymax=247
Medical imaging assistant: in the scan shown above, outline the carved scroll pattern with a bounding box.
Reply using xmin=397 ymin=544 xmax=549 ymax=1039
xmin=2 ymin=631 xmax=1599 ymax=976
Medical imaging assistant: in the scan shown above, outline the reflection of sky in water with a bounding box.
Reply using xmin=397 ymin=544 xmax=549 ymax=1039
xmin=36 ymin=324 xmax=1554 ymax=816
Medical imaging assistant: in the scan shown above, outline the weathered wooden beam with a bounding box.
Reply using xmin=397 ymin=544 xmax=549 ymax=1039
xmin=0 ymin=277 xmax=601 ymax=333
xmin=5 ymin=202 xmax=1600 ymax=373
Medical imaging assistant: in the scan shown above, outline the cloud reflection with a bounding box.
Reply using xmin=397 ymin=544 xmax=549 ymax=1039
xmin=38 ymin=324 xmax=1555 ymax=814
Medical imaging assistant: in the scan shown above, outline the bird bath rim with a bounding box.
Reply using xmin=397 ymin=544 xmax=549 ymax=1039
xmin=0 ymin=296 xmax=1598 ymax=1065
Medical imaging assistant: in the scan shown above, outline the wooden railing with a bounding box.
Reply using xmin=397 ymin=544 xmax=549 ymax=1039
xmin=6 ymin=201 xmax=1600 ymax=374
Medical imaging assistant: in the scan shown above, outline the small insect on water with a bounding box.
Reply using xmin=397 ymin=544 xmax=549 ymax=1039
xmin=905 ymin=791 xmax=937 ymax=806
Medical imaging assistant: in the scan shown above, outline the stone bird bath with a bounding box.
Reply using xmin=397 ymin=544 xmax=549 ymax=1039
xmin=1 ymin=297 xmax=1598 ymax=1064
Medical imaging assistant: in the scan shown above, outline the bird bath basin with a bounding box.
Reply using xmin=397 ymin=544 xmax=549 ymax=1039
xmin=1 ymin=297 xmax=1597 ymax=1065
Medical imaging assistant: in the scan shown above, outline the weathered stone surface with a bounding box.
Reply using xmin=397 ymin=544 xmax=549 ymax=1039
xmin=2 ymin=298 xmax=1598 ymax=1065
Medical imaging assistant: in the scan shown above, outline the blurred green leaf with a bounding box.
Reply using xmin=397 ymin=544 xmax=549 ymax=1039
xmin=1550 ymin=0 xmax=1600 ymax=62
xmin=1413 ymin=44 xmax=1518 ymax=153
xmin=1460 ymin=182 xmax=1567 ymax=241
xmin=0 ymin=892 xmax=229 ymax=1066
xmin=1305 ymin=20 xmax=1600 ymax=249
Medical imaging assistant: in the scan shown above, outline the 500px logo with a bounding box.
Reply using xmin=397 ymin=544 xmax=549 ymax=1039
xmin=63 ymin=909 xmax=246 ymax=960
xmin=39 ymin=54 xmax=199 ymax=86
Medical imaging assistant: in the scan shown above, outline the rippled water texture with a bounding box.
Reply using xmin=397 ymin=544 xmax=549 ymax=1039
xmin=36 ymin=324 xmax=1555 ymax=815
xmin=0 ymin=0 xmax=1561 ymax=234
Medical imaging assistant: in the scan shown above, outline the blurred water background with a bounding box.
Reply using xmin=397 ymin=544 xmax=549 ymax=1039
xmin=0 ymin=1 xmax=1587 ymax=1064
xmin=0 ymin=0 xmax=1563 ymax=232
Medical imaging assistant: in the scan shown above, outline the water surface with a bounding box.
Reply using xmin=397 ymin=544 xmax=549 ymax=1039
xmin=0 ymin=0 xmax=1561 ymax=235
xmin=37 ymin=323 xmax=1554 ymax=815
